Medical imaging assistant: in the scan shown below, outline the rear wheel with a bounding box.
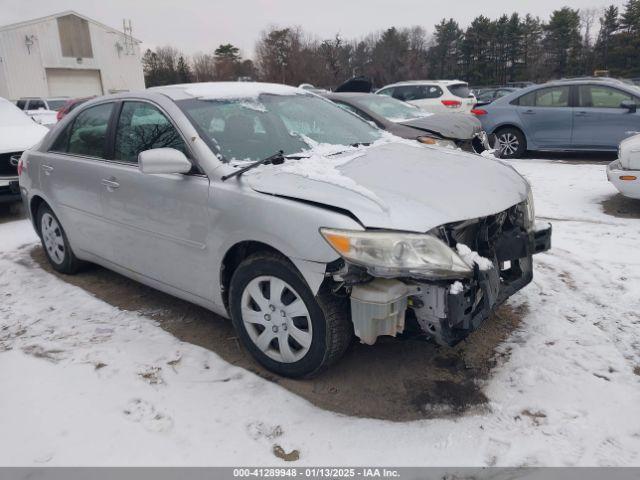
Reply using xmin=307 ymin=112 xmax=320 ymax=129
xmin=229 ymin=252 xmax=352 ymax=378
xmin=37 ymin=204 xmax=81 ymax=274
xmin=495 ymin=127 xmax=526 ymax=159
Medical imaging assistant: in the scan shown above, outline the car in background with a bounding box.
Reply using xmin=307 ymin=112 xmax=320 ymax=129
xmin=0 ymin=97 xmax=49 ymax=203
xmin=16 ymin=97 xmax=68 ymax=126
xmin=18 ymin=82 xmax=550 ymax=377
xmin=323 ymin=92 xmax=490 ymax=153
xmin=474 ymin=87 xmax=519 ymax=106
xmin=608 ymin=133 xmax=640 ymax=199
xmin=376 ymin=80 xmax=476 ymax=114
xmin=56 ymin=96 xmax=95 ymax=121
xmin=473 ymin=78 xmax=640 ymax=158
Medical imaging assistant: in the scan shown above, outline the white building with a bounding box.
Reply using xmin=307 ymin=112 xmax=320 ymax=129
xmin=0 ymin=11 xmax=145 ymax=100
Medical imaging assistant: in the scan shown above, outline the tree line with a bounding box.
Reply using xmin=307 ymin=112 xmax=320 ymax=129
xmin=142 ymin=0 xmax=640 ymax=89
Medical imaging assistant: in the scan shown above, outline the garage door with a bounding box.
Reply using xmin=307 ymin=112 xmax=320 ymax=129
xmin=46 ymin=68 xmax=103 ymax=97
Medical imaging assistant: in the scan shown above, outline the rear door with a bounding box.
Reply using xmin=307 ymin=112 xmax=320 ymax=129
xmin=571 ymin=84 xmax=640 ymax=148
xmin=39 ymin=102 xmax=117 ymax=259
xmin=99 ymin=100 xmax=212 ymax=298
xmin=515 ymin=86 xmax=573 ymax=148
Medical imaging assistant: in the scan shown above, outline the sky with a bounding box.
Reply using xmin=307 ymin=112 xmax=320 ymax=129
xmin=0 ymin=0 xmax=628 ymax=58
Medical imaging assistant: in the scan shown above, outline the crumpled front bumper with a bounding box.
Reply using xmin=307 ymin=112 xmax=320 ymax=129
xmin=410 ymin=222 xmax=552 ymax=345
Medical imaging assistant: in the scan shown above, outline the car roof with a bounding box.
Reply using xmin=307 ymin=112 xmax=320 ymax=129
xmin=147 ymin=82 xmax=303 ymax=100
xmin=380 ymin=80 xmax=467 ymax=89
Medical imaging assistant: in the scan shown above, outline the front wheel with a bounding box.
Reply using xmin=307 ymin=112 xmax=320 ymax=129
xmin=495 ymin=127 xmax=526 ymax=159
xmin=229 ymin=252 xmax=352 ymax=378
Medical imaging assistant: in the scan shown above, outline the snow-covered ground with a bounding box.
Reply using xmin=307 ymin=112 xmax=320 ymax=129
xmin=1 ymin=159 xmax=639 ymax=466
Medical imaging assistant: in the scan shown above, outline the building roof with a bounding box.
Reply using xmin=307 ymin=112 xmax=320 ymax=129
xmin=0 ymin=10 xmax=141 ymax=43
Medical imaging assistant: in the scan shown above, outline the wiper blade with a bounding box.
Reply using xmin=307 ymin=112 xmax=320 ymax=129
xmin=221 ymin=150 xmax=285 ymax=181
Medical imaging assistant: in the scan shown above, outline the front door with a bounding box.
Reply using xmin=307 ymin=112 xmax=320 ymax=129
xmin=572 ymin=84 xmax=640 ymax=148
xmin=516 ymin=85 xmax=573 ymax=148
xmin=99 ymin=100 xmax=212 ymax=299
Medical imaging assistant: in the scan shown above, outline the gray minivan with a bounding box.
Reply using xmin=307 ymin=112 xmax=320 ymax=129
xmin=18 ymin=82 xmax=551 ymax=377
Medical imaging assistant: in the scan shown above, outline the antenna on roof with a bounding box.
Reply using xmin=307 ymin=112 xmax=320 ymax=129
xmin=122 ymin=19 xmax=135 ymax=55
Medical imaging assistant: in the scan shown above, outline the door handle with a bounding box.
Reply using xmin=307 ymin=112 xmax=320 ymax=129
xmin=41 ymin=164 xmax=53 ymax=175
xmin=101 ymin=178 xmax=120 ymax=191
xmin=522 ymin=109 xmax=535 ymax=115
xmin=575 ymin=111 xmax=589 ymax=116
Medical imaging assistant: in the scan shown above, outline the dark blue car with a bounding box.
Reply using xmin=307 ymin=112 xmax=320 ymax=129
xmin=474 ymin=78 xmax=640 ymax=158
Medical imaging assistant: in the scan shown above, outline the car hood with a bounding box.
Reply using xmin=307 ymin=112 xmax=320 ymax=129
xmin=246 ymin=141 xmax=529 ymax=232
xmin=0 ymin=124 xmax=49 ymax=153
xmin=398 ymin=113 xmax=482 ymax=140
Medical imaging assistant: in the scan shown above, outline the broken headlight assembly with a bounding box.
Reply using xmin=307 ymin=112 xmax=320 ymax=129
xmin=523 ymin=188 xmax=535 ymax=231
xmin=416 ymin=136 xmax=457 ymax=149
xmin=320 ymin=228 xmax=472 ymax=279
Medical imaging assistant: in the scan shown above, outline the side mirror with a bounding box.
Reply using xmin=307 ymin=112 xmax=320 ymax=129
xmin=621 ymin=100 xmax=637 ymax=113
xmin=138 ymin=148 xmax=192 ymax=175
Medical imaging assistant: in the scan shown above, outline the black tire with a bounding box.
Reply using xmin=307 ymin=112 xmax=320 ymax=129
xmin=36 ymin=203 xmax=82 ymax=274
xmin=229 ymin=252 xmax=352 ymax=378
xmin=495 ymin=127 xmax=527 ymax=159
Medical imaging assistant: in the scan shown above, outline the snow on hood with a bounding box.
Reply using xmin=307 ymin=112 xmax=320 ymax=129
xmin=247 ymin=139 xmax=529 ymax=232
xmin=399 ymin=113 xmax=482 ymax=140
xmin=0 ymin=99 xmax=49 ymax=153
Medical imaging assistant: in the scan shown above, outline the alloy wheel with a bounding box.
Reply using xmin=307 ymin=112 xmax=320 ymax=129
xmin=498 ymin=132 xmax=519 ymax=156
xmin=240 ymin=275 xmax=313 ymax=363
xmin=41 ymin=212 xmax=66 ymax=265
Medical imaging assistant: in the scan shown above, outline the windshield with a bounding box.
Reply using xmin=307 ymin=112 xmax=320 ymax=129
xmin=47 ymin=100 xmax=67 ymax=111
xmin=448 ymin=83 xmax=472 ymax=98
xmin=353 ymin=95 xmax=428 ymax=122
xmin=0 ymin=99 xmax=36 ymax=127
xmin=178 ymin=94 xmax=382 ymax=162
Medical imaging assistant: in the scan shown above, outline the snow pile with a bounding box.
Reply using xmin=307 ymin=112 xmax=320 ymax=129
xmin=182 ymin=82 xmax=300 ymax=101
xmin=456 ymin=243 xmax=494 ymax=270
xmin=450 ymin=281 xmax=464 ymax=294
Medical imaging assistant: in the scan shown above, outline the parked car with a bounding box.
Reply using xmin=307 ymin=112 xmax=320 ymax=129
xmin=19 ymin=82 xmax=551 ymax=377
xmin=56 ymin=96 xmax=95 ymax=121
xmin=474 ymin=87 xmax=519 ymax=107
xmin=607 ymin=133 xmax=640 ymax=199
xmin=473 ymin=78 xmax=640 ymax=158
xmin=322 ymin=92 xmax=490 ymax=153
xmin=0 ymin=97 xmax=49 ymax=203
xmin=376 ymin=80 xmax=476 ymax=114
xmin=16 ymin=97 xmax=68 ymax=126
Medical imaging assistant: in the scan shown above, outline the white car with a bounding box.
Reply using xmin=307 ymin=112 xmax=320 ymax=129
xmin=607 ymin=134 xmax=640 ymax=199
xmin=0 ymin=97 xmax=49 ymax=203
xmin=16 ymin=97 xmax=68 ymax=126
xmin=376 ymin=80 xmax=476 ymax=114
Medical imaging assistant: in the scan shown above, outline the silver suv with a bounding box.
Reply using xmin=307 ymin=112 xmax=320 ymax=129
xmin=18 ymin=82 xmax=551 ymax=377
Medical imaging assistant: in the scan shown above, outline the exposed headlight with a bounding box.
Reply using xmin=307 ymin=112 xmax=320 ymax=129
xmin=320 ymin=228 xmax=472 ymax=279
xmin=417 ymin=136 xmax=457 ymax=149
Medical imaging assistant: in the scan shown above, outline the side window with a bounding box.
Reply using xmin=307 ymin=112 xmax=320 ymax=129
xmin=67 ymin=103 xmax=114 ymax=158
xmin=377 ymin=88 xmax=394 ymax=97
xmin=514 ymin=91 xmax=535 ymax=106
xmin=534 ymin=86 xmax=570 ymax=107
xmin=16 ymin=100 xmax=27 ymax=110
xmin=578 ymin=85 xmax=634 ymax=108
xmin=422 ymin=86 xmax=443 ymax=99
xmin=29 ymin=99 xmax=45 ymax=110
xmin=114 ymin=101 xmax=187 ymax=163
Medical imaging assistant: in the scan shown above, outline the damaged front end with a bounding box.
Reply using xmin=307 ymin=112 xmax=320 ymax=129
xmin=322 ymin=198 xmax=552 ymax=346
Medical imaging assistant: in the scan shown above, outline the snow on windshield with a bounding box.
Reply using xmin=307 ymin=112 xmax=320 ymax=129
xmin=179 ymin=93 xmax=382 ymax=162
xmin=355 ymin=95 xmax=431 ymax=123
xmin=184 ymin=82 xmax=299 ymax=101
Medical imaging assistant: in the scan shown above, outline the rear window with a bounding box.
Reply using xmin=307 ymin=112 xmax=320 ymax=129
xmin=47 ymin=100 xmax=67 ymax=111
xmin=448 ymin=83 xmax=472 ymax=98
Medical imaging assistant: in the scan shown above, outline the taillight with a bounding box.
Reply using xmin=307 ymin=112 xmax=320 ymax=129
xmin=441 ymin=99 xmax=461 ymax=108
xmin=471 ymin=108 xmax=488 ymax=115
xmin=17 ymin=158 xmax=24 ymax=176
xmin=56 ymin=109 xmax=64 ymax=121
